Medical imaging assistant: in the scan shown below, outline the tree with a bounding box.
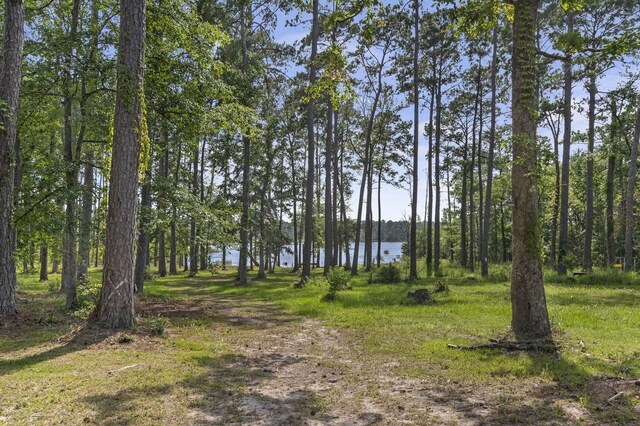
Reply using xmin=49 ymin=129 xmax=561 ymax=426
xmin=557 ymin=9 xmax=574 ymax=275
xmin=301 ymin=0 xmax=320 ymax=280
xmin=624 ymin=107 xmax=640 ymax=271
xmin=408 ymin=0 xmax=420 ymax=280
xmin=509 ymin=0 xmax=552 ymax=340
xmin=480 ymin=26 xmax=499 ymax=276
xmin=0 ymin=0 xmax=25 ymax=316
xmin=97 ymin=0 xmax=147 ymax=328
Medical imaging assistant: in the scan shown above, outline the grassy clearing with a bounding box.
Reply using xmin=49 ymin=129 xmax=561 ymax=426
xmin=1 ymin=263 xmax=639 ymax=424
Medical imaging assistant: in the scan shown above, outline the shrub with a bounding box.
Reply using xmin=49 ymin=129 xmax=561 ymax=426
xmin=376 ymin=263 xmax=401 ymax=284
xmin=147 ymin=315 xmax=169 ymax=336
xmin=48 ymin=279 xmax=60 ymax=293
xmin=324 ymin=267 xmax=352 ymax=300
xmin=144 ymin=267 xmax=158 ymax=282
xmin=72 ymin=274 xmax=102 ymax=319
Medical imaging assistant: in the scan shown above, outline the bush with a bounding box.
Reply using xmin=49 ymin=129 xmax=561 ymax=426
xmin=147 ymin=315 xmax=169 ymax=336
xmin=72 ymin=274 xmax=102 ymax=319
xmin=144 ymin=267 xmax=158 ymax=282
xmin=48 ymin=279 xmax=60 ymax=293
xmin=376 ymin=263 xmax=401 ymax=284
xmin=324 ymin=267 xmax=352 ymax=300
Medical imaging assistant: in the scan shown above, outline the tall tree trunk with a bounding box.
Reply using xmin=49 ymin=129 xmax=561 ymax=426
xmin=624 ymin=108 xmax=640 ymax=272
xmin=340 ymin=140 xmax=351 ymax=270
xmin=169 ymin=206 xmax=177 ymax=274
xmin=376 ymin=164 xmax=382 ymax=268
xmin=301 ymin=0 xmax=319 ymax=279
xmin=481 ymin=27 xmax=498 ymax=277
xmin=434 ymin=79 xmax=442 ymax=274
xmin=365 ymin=152 xmax=373 ymax=271
xmin=501 ymin=200 xmax=507 ymax=262
xmin=332 ymin=111 xmax=340 ymax=267
xmin=78 ymin=149 xmax=94 ymax=277
xmin=98 ymin=0 xmax=146 ymax=328
xmin=606 ymin=153 xmax=616 ymax=266
xmin=352 ymin=60 xmax=383 ymax=276
xmin=426 ymin=82 xmax=434 ymax=276
xmin=62 ymin=0 xmax=82 ymax=310
xmin=169 ymin=133 xmax=182 ymax=275
xmin=461 ymin=133 xmax=468 ymax=268
xmin=557 ymin=11 xmax=573 ymax=275
xmin=510 ymin=0 xmax=551 ymax=340
xmin=0 ymin=0 xmax=24 ymax=316
xmin=39 ymin=246 xmax=48 ymax=282
xmin=199 ymin=140 xmax=207 ymax=272
xmin=324 ymin=96 xmax=334 ymax=274
xmin=409 ymin=0 xmax=420 ymax=280
xmin=134 ymin=168 xmax=152 ymax=293
xmin=469 ymin=62 xmax=480 ymax=272
xmin=258 ymin=131 xmax=273 ymax=279
xmin=237 ymin=0 xmax=252 ymax=284
xmin=477 ymin=90 xmax=484 ymax=273
xmin=189 ymin=145 xmax=198 ymax=276
xmin=583 ymin=69 xmax=596 ymax=272
xmin=352 ymin=162 xmax=368 ymax=275
xmin=550 ymin=129 xmax=560 ymax=268
xmin=291 ymin=150 xmax=299 ymax=272
xmin=606 ymin=103 xmax=618 ymax=267
xmin=158 ymin=144 xmax=168 ymax=276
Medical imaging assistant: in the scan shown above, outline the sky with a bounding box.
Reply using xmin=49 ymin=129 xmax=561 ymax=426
xmin=271 ymin=3 xmax=636 ymax=222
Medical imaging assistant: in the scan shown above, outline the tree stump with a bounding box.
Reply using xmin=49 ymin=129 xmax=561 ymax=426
xmin=407 ymin=289 xmax=432 ymax=305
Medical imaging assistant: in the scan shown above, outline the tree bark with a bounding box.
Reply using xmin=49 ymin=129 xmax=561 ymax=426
xmin=332 ymin=112 xmax=340 ymax=267
xmin=134 ymin=169 xmax=152 ymax=293
xmin=157 ymin=143 xmax=168 ymax=276
xmin=461 ymin=132 xmax=469 ymax=268
xmin=426 ymin=82 xmax=434 ymax=276
xmin=434 ymin=77 xmax=442 ymax=274
xmin=301 ymin=0 xmax=319 ymax=279
xmin=409 ymin=0 xmax=420 ymax=280
xmin=62 ymin=0 xmax=82 ymax=310
xmin=237 ymin=0 xmax=252 ymax=284
xmin=78 ymin=149 xmax=94 ymax=278
xmin=624 ymin=108 xmax=640 ymax=272
xmin=557 ymin=11 xmax=573 ymax=275
xmin=510 ymin=0 xmax=551 ymax=340
xmin=291 ymin=149 xmax=299 ymax=272
xmin=39 ymin=246 xmax=48 ymax=282
xmin=481 ymin=26 xmax=498 ymax=277
xmin=583 ymin=69 xmax=596 ymax=272
xmin=97 ymin=0 xmax=146 ymax=328
xmin=324 ymin=96 xmax=334 ymax=274
xmin=189 ymin=145 xmax=198 ymax=276
xmin=0 ymin=0 xmax=24 ymax=316
xmin=606 ymin=153 xmax=616 ymax=266
xmin=169 ymin=206 xmax=177 ymax=274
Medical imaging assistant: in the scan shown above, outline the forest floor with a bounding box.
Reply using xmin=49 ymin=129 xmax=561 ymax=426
xmin=1 ymin=264 xmax=639 ymax=425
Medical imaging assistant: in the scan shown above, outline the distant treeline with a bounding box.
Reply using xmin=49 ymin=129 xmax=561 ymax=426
xmin=281 ymin=220 xmax=411 ymax=243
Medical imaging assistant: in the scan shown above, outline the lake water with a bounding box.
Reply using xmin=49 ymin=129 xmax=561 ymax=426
xmin=209 ymin=242 xmax=405 ymax=267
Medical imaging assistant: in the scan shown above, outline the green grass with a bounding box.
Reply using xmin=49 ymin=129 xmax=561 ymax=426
xmin=1 ymin=263 xmax=639 ymax=424
xmin=144 ymin=264 xmax=640 ymax=380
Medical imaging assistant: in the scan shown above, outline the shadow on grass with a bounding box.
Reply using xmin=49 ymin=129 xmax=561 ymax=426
xmin=476 ymin=350 xmax=640 ymax=425
xmin=82 ymin=352 xmax=342 ymax=425
xmin=0 ymin=325 xmax=111 ymax=376
xmin=139 ymin=295 xmax=300 ymax=330
xmin=550 ymin=290 xmax=640 ymax=307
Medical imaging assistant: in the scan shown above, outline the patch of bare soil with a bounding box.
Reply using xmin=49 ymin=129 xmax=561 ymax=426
xmin=167 ymin=297 xmax=637 ymax=425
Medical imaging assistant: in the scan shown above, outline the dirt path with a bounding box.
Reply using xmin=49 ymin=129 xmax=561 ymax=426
xmin=142 ymin=297 xmax=638 ymax=425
